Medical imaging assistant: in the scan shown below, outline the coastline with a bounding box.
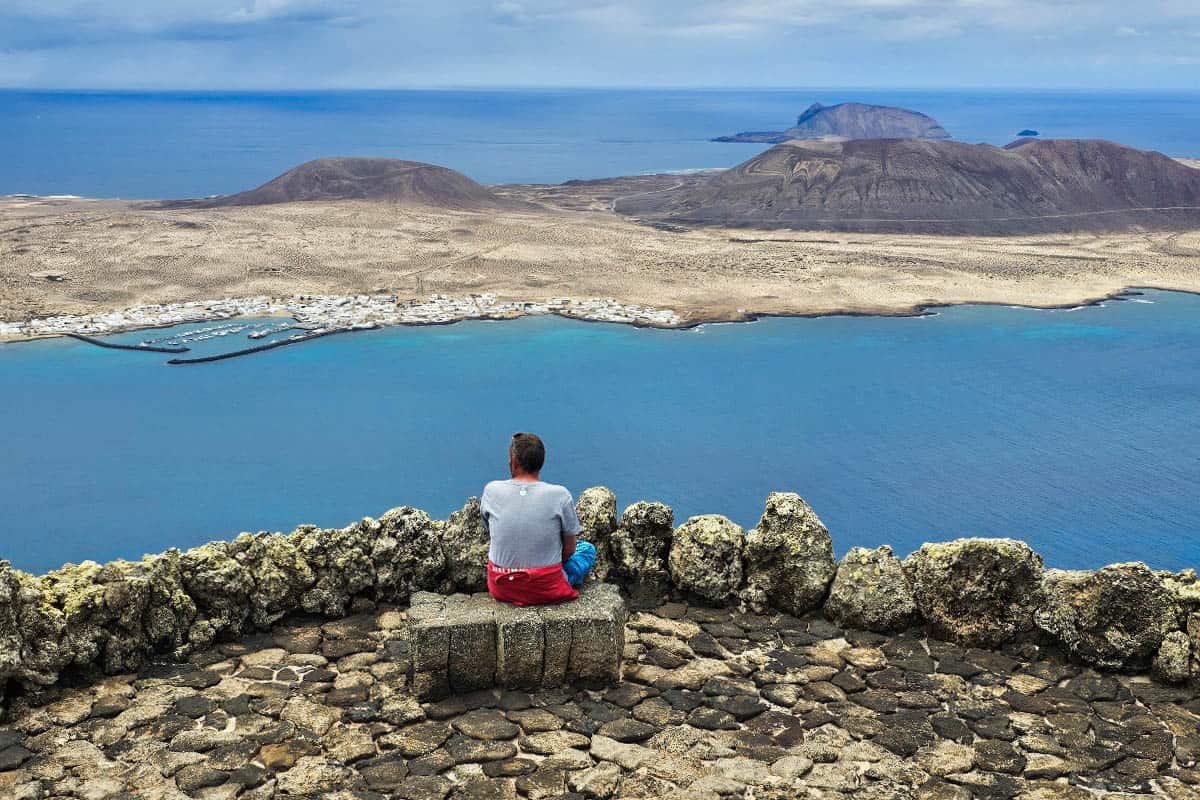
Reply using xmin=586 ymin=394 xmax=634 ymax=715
xmin=0 ymin=293 xmax=683 ymax=344
xmin=0 ymin=284 xmax=1195 ymax=346
xmin=2 ymin=283 xmax=1190 ymax=345
xmin=4 ymin=194 xmax=1200 ymax=346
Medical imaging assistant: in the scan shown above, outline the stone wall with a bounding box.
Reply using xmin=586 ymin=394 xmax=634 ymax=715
xmin=1 ymin=489 xmax=1197 ymax=715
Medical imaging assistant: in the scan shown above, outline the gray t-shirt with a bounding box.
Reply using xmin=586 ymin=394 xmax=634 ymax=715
xmin=480 ymin=479 xmax=582 ymax=569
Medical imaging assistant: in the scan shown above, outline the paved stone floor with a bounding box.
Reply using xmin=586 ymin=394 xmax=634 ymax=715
xmin=1 ymin=601 xmax=1198 ymax=799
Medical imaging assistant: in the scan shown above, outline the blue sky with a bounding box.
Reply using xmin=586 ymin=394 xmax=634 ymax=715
xmin=2 ymin=1 xmax=1198 ymax=89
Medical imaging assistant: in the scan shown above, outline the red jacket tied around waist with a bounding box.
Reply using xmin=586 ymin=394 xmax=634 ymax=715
xmin=487 ymin=561 xmax=579 ymax=607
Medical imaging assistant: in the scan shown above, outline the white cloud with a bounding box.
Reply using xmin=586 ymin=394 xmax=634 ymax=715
xmin=1 ymin=0 xmax=1195 ymax=88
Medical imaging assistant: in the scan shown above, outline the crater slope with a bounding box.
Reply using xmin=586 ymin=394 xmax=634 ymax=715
xmin=189 ymin=157 xmax=517 ymax=210
xmin=619 ymin=138 xmax=1200 ymax=234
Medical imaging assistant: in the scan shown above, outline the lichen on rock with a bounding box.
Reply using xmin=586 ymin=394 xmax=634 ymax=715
xmin=741 ymin=492 xmax=836 ymax=616
xmin=181 ymin=540 xmax=255 ymax=643
xmin=669 ymin=515 xmax=744 ymax=604
xmin=1 ymin=491 xmax=1195 ymax=719
xmin=0 ymin=561 xmax=68 ymax=688
xmin=903 ymin=537 xmax=1044 ymax=648
xmin=1153 ymin=630 xmax=1192 ymax=684
xmin=1035 ymin=562 xmax=1182 ymax=670
xmin=292 ymin=522 xmax=376 ymax=617
xmin=440 ymin=497 xmax=490 ymax=593
xmin=576 ymin=486 xmax=618 ymax=582
xmin=374 ymin=506 xmax=447 ymax=601
xmin=1162 ymin=567 xmax=1200 ymax=614
xmin=236 ymin=532 xmax=315 ymax=628
xmin=824 ymin=545 xmax=917 ymax=633
xmin=609 ymin=501 xmax=674 ymax=606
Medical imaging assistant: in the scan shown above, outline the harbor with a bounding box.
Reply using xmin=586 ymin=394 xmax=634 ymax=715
xmin=0 ymin=293 xmax=683 ymax=350
xmin=64 ymin=333 xmax=189 ymax=354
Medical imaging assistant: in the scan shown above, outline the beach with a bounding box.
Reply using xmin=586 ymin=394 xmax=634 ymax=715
xmin=2 ymin=191 xmax=1200 ymax=341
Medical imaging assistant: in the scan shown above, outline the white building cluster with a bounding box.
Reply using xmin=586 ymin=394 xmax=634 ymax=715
xmin=0 ymin=293 xmax=682 ymax=341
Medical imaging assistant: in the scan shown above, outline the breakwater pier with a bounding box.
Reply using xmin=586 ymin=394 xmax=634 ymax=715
xmin=165 ymin=327 xmax=356 ymax=364
xmin=65 ymin=332 xmax=190 ymax=354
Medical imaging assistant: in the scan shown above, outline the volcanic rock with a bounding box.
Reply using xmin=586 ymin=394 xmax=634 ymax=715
xmin=824 ymin=545 xmax=918 ymax=633
xmin=668 ymin=515 xmax=745 ymax=604
xmin=375 ymin=506 xmax=448 ymax=601
xmin=441 ymin=498 xmax=490 ymax=594
xmin=576 ymin=486 xmax=618 ymax=583
xmin=1035 ymin=563 xmax=1182 ymax=670
xmin=609 ymin=502 xmax=674 ymax=606
xmin=741 ymin=493 xmax=836 ymax=616
xmin=903 ymin=538 xmax=1044 ymax=648
xmin=1153 ymin=631 xmax=1192 ymax=684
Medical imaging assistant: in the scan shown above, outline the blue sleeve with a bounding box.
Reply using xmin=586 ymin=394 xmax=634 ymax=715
xmin=561 ymin=491 xmax=583 ymax=536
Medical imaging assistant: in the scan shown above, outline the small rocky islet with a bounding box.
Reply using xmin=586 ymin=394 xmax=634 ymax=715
xmin=1 ymin=490 xmax=1198 ymax=799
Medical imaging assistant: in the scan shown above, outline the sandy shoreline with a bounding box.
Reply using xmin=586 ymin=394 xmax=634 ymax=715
xmin=0 ymin=284 xmax=1188 ymax=346
xmin=2 ymin=190 xmax=1199 ymax=340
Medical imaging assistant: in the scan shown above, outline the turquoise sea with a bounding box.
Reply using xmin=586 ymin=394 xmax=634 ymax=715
xmin=2 ymin=290 xmax=1198 ymax=574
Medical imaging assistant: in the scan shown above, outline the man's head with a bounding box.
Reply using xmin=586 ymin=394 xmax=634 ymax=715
xmin=509 ymin=432 xmax=545 ymax=478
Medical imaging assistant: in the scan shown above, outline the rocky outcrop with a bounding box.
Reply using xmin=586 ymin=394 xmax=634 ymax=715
xmin=576 ymin=486 xmax=618 ymax=582
xmin=2 ymin=489 xmax=1197 ymax=717
xmin=715 ymin=101 xmax=951 ymax=143
xmin=668 ymin=515 xmax=744 ymax=604
xmin=1035 ymin=563 xmax=1182 ymax=670
xmin=291 ymin=522 xmax=376 ymax=618
xmin=904 ymin=538 xmax=1044 ymax=648
xmin=741 ymin=493 xmax=836 ymax=617
xmin=440 ymin=498 xmax=490 ymax=594
xmin=824 ymin=545 xmax=918 ymax=633
xmin=375 ymin=506 xmax=447 ymax=600
xmin=608 ymin=501 xmax=674 ymax=607
xmin=1154 ymin=631 xmax=1193 ymax=684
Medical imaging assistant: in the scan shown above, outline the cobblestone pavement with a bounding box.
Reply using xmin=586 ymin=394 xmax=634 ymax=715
xmin=2 ymin=601 xmax=1198 ymax=799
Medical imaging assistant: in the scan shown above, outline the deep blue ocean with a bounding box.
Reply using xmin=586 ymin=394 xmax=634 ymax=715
xmin=3 ymin=88 xmax=1200 ymax=197
xmin=2 ymin=291 xmax=1198 ymax=574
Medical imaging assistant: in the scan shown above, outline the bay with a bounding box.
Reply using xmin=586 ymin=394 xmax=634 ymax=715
xmin=2 ymin=290 xmax=1197 ymax=574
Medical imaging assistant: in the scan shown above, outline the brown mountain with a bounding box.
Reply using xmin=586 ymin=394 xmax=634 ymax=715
xmin=715 ymin=102 xmax=950 ymax=144
xmin=617 ymin=138 xmax=1200 ymax=234
xmin=194 ymin=157 xmax=515 ymax=210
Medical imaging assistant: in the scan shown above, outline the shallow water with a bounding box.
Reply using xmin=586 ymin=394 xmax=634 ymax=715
xmin=2 ymin=290 xmax=1198 ymax=573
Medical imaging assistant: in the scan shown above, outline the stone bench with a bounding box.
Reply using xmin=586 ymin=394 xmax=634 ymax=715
xmin=408 ymin=583 xmax=627 ymax=701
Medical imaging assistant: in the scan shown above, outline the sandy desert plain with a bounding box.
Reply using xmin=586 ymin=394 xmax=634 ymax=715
xmin=3 ymin=167 xmax=1200 ymax=340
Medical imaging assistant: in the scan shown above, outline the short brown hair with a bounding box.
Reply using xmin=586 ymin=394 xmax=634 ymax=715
xmin=510 ymin=432 xmax=545 ymax=473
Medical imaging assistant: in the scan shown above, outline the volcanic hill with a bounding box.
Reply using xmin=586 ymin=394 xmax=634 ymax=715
xmin=715 ymin=101 xmax=951 ymax=144
xmin=618 ymin=137 xmax=1200 ymax=234
xmin=191 ymin=157 xmax=517 ymax=210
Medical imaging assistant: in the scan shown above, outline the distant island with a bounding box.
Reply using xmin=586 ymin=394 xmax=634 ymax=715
xmin=714 ymin=101 xmax=951 ymax=143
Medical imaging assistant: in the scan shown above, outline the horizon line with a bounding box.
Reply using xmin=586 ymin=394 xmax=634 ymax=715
xmin=2 ymin=84 xmax=1198 ymax=94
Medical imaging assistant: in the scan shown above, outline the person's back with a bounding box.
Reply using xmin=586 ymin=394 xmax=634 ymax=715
xmin=481 ymin=433 xmax=595 ymax=606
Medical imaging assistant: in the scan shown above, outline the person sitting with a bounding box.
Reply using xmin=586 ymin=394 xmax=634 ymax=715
xmin=481 ymin=432 xmax=596 ymax=606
